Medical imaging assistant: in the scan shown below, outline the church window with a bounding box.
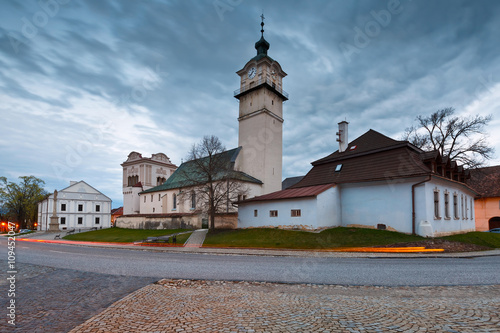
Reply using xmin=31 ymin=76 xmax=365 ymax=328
xmin=158 ymin=194 xmax=161 ymax=201
xmin=61 ymin=203 xmax=66 ymax=211
xmin=433 ymin=189 xmax=440 ymax=219
xmin=291 ymin=209 xmax=301 ymax=217
xmin=151 ymin=194 xmax=153 ymax=202
xmin=173 ymin=194 xmax=177 ymax=210
xmin=254 ymin=210 xmax=258 ymax=217
xmin=144 ymin=196 xmax=146 ymax=203
xmin=191 ymin=193 xmax=196 ymax=210
xmin=60 ymin=217 xmax=66 ymax=225
xmin=270 ymin=210 xmax=278 ymax=217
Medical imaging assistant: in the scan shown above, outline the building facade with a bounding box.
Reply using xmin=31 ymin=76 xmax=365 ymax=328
xmin=121 ymin=152 xmax=177 ymax=215
xmin=239 ymin=124 xmax=477 ymax=237
xmin=37 ymin=181 xmax=112 ymax=231
xmin=468 ymin=166 xmax=500 ymax=231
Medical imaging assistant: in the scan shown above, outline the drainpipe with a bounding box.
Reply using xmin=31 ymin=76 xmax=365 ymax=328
xmin=411 ymin=176 xmax=432 ymax=235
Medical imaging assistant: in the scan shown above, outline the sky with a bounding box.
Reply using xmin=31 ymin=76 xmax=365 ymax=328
xmin=1 ymin=0 xmax=499 ymax=208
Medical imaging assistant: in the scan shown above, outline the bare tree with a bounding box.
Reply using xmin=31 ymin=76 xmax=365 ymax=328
xmin=179 ymin=135 xmax=248 ymax=230
xmin=402 ymin=107 xmax=494 ymax=168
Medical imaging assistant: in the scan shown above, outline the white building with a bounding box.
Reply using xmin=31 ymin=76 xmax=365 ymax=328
xmin=238 ymin=123 xmax=477 ymax=237
xmin=37 ymin=181 xmax=112 ymax=231
xmin=121 ymin=152 xmax=177 ymax=215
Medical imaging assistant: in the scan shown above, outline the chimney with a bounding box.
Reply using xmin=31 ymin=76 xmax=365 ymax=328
xmin=336 ymin=121 xmax=349 ymax=153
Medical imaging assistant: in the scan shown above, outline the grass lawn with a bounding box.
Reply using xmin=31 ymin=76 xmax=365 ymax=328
xmin=203 ymin=227 xmax=426 ymax=249
xmin=440 ymin=232 xmax=500 ymax=249
xmin=63 ymin=228 xmax=192 ymax=243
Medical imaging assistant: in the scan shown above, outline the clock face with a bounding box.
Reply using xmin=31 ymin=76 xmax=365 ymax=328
xmin=247 ymin=67 xmax=256 ymax=79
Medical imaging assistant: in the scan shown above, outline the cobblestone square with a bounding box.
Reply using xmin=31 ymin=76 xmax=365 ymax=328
xmin=70 ymin=279 xmax=500 ymax=333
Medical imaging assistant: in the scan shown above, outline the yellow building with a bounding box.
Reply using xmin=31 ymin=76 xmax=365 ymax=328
xmin=468 ymin=166 xmax=500 ymax=231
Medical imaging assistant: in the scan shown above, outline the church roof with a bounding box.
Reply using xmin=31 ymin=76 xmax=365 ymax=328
xmin=141 ymin=147 xmax=262 ymax=194
xmin=467 ymin=165 xmax=500 ymax=197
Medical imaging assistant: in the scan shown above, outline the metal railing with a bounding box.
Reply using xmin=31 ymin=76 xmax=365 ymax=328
xmin=234 ymin=77 xmax=289 ymax=99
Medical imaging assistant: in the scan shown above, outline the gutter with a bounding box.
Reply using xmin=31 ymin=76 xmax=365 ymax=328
xmin=411 ymin=175 xmax=432 ymax=235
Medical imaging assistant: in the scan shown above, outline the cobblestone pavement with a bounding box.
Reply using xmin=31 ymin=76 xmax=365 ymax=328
xmin=70 ymin=279 xmax=500 ymax=333
xmin=0 ymin=263 xmax=156 ymax=333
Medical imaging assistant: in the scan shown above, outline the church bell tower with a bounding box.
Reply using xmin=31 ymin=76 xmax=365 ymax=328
xmin=234 ymin=16 xmax=288 ymax=195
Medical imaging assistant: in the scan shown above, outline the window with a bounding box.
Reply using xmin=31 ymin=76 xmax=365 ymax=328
xmin=465 ymin=197 xmax=468 ymax=220
xmin=95 ymin=217 xmax=100 ymax=224
xmin=433 ymin=189 xmax=440 ymax=219
xmin=78 ymin=204 xmax=83 ymax=212
xmin=173 ymin=193 xmax=177 ymax=210
xmin=291 ymin=209 xmax=301 ymax=217
xmin=461 ymin=195 xmax=465 ymax=219
xmin=254 ymin=209 xmax=258 ymax=217
xmin=77 ymin=217 xmax=83 ymax=225
xmin=95 ymin=205 xmax=100 ymax=212
xmin=453 ymin=193 xmax=459 ymax=219
xmin=470 ymin=198 xmax=474 ymax=220
xmin=151 ymin=194 xmax=153 ymax=202
xmin=60 ymin=217 xmax=66 ymax=225
xmin=61 ymin=203 xmax=66 ymax=211
xmin=144 ymin=196 xmax=146 ymax=203
xmin=158 ymin=194 xmax=161 ymax=201
xmin=335 ymin=164 xmax=343 ymax=172
xmin=191 ymin=193 xmax=196 ymax=210
xmin=270 ymin=210 xmax=278 ymax=217
xmin=444 ymin=191 xmax=450 ymax=219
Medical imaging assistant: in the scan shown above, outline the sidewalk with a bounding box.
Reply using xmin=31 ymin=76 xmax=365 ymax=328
xmin=17 ymin=230 xmax=500 ymax=258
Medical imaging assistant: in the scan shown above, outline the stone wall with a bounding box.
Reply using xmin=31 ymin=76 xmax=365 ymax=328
xmin=116 ymin=214 xmax=201 ymax=230
xmin=116 ymin=212 xmax=238 ymax=230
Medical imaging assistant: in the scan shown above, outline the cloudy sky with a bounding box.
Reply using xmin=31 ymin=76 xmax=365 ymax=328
xmin=1 ymin=0 xmax=499 ymax=207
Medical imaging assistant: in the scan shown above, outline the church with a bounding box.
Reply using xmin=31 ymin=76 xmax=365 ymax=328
xmin=117 ymin=19 xmax=287 ymax=229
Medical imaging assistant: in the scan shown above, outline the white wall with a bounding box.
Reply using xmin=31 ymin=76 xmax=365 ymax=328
xmin=340 ymin=180 xmax=413 ymax=233
xmin=238 ymin=187 xmax=339 ymax=229
xmin=416 ymin=179 xmax=476 ymax=236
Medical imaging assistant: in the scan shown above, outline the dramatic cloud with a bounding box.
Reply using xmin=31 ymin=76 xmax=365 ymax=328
xmin=1 ymin=0 xmax=499 ymax=207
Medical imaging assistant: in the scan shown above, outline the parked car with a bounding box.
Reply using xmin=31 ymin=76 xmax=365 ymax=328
xmin=486 ymin=228 xmax=500 ymax=233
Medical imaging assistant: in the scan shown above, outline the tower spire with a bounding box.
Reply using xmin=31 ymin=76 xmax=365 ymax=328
xmin=260 ymin=12 xmax=265 ymax=37
xmin=255 ymin=14 xmax=270 ymax=57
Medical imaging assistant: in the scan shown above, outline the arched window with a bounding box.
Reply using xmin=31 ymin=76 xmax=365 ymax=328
xmin=173 ymin=193 xmax=177 ymax=210
xmin=191 ymin=192 xmax=196 ymax=210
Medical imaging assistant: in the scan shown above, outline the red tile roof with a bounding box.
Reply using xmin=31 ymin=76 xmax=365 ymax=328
xmin=467 ymin=166 xmax=500 ymax=197
xmin=239 ymin=184 xmax=335 ymax=203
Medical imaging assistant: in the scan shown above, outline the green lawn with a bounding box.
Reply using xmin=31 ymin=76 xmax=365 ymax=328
xmin=63 ymin=228 xmax=192 ymax=243
xmin=203 ymin=227 xmax=426 ymax=249
xmin=440 ymin=232 xmax=500 ymax=249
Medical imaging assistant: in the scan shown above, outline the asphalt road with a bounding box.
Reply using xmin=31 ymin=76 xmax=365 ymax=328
xmin=3 ymin=238 xmax=500 ymax=286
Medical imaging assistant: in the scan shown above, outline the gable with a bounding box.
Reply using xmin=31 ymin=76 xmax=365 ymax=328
xmin=61 ymin=181 xmax=101 ymax=194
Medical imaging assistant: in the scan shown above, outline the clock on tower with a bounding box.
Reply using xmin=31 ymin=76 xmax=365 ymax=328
xmin=233 ymin=16 xmax=288 ymax=195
